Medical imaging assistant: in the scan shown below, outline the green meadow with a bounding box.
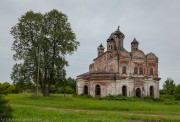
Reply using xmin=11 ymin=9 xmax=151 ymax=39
xmin=5 ymin=94 xmax=180 ymax=122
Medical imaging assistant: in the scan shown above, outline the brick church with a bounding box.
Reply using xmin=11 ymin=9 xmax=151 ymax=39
xmin=77 ymin=26 xmax=160 ymax=98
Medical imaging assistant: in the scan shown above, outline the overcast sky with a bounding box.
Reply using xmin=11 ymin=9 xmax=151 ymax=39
xmin=0 ymin=0 xmax=180 ymax=88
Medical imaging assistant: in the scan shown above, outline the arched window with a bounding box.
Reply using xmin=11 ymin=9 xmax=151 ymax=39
xmin=122 ymin=86 xmax=127 ymax=96
xmin=136 ymin=88 xmax=141 ymax=98
xmin=122 ymin=66 xmax=126 ymax=74
xmin=150 ymin=86 xmax=154 ymax=97
xmin=139 ymin=67 xmax=143 ymax=75
xmin=84 ymin=85 xmax=88 ymax=95
xmin=95 ymin=85 xmax=101 ymax=96
xmin=150 ymin=68 xmax=153 ymax=75
xmin=134 ymin=67 xmax=138 ymax=74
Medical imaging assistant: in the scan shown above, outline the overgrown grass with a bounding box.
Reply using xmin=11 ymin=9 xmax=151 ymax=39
xmin=5 ymin=94 xmax=180 ymax=122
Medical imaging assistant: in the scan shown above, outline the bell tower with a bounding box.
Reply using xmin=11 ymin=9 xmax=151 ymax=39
xmin=131 ymin=38 xmax=139 ymax=52
xmin=98 ymin=43 xmax=104 ymax=56
xmin=111 ymin=26 xmax=125 ymax=50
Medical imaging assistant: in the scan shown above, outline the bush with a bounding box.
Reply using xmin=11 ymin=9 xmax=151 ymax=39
xmin=99 ymin=95 xmax=162 ymax=102
xmin=174 ymin=84 xmax=180 ymax=100
xmin=0 ymin=95 xmax=13 ymax=121
xmin=50 ymin=85 xmax=56 ymax=94
xmin=0 ymin=82 xmax=10 ymax=95
xmin=61 ymin=86 xmax=75 ymax=94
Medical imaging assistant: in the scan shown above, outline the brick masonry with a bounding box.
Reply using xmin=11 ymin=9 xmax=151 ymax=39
xmin=77 ymin=27 xmax=160 ymax=98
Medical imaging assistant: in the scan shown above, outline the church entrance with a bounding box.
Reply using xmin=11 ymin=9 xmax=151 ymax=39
xmin=122 ymin=86 xmax=127 ymax=96
xmin=150 ymin=86 xmax=154 ymax=97
xmin=84 ymin=85 xmax=88 ymax=95
xmin=95 ymin=85 xmax=101 ymax=96
xmin=136 ymin=88 xmax=141 ymax=98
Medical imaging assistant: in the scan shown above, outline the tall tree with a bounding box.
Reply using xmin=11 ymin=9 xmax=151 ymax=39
xmin=11 ymin=9 xmax=79 ymax=96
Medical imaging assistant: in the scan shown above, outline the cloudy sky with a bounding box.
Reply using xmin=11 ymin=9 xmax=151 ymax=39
xmin=0 ymin=0 xmax=180 ymax=88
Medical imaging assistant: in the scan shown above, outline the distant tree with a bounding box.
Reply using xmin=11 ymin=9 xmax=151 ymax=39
xmin=174 ymin=84 xmax=180 ymax=100
xmin=11 ymin=9 xmax=79 ymax=96
xmin=163 ymin=78 xmax=176 ymax=95
xmin=61 ymin=86 xmax=74 ymax=94
xmin=66 ymin=77 xmax=76 ymax=92
xmin=0 ymin=82 xmax=10 ymax=95
xmin=159 ymin=89 xmax=166 ymax=95
xmin=65 ymin=86 xmax=74 ymax=94
xmin=7 ymin=85 xmax=16 ymax=94
xmin=50 ymin=85 xmax=56 ymax=94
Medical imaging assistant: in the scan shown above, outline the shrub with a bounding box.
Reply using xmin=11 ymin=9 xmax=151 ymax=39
xmin=0 ymin=95 xmax=13 ymax=121
xmin=174 ymin=84 xmax=180 ymax=100
xmin=99 ymin=95 xmax=162 ymax=102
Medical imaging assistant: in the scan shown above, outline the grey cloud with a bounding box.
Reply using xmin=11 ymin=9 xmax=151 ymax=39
xmin=0 ymin=0 xmax=180 ymax=88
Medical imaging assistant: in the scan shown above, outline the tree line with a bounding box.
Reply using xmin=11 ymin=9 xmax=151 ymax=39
xmin=0 ymin=77 xmax=76 ymax=94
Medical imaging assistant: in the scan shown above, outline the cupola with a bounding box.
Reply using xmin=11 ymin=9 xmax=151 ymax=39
xmin=98 ymin=43 xmax=104 ymax=56
xmin=131 ymin=38 xmax=139 ymax=52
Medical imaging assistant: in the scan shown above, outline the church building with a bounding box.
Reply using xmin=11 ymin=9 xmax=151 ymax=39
xmin=77 ymin=26 xmax=160 ymax=98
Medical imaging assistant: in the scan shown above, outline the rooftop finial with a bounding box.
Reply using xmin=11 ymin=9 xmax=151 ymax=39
xmin=117 ymin=26 xmax=120 ymax=30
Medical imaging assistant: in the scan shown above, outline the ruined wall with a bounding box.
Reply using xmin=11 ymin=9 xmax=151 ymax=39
xmin=77 ymin=78 xmax=159 ymax=98
xmin=77 ymin=27 xmax=160 ymax=98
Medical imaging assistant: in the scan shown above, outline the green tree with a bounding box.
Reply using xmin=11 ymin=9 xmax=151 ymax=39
xmin=50 ymin=85 xmax=56 ymax=94
xmin=66 ymin=77 xmax=76 ymax=92
xmin=7 ymin=85 xmax=16 ymax=94
xmin=0 ymin=82 xmax=10 ymax=95
xmin=11 ymin=63 xmax=34 ymax=93
xmin=174 ymin=84 xmax=180 ymax=100
xmin=11 ymin=9 xmax=79 ymax=96
xmin=163 ymin=78 xmax=176 ymax=95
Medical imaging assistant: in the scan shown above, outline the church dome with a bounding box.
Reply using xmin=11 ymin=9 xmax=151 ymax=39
xmin=107 ymin=37 xmax=114 ymax=42
xmin=146 ymin=52 xmax=157 ymax=60
xmin=131 ymin=38 xmax=139 ymax=45
xmin=111 ymin=26 xmax=125 ymax=38
xmin=98 ymin=43 xmax=104 ymax=49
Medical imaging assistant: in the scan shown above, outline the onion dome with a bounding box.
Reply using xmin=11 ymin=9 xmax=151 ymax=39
xmin=111 ymin=26 xmax=125 ymax=38
xmin=98 ymin=43 xmax=104 ymax=49
xmin=131 ymin=38 xmax=139 ymax=45
xmin=107 ymin=36 xmax=114 ymax=42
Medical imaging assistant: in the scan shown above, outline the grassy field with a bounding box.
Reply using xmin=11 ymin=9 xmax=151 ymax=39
xmin=5 ymin=94 xmax=180 ymax=122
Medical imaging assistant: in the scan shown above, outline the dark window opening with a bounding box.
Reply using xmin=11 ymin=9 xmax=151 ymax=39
xmin=139 ymin=67 xmax=143 ymax=75
xmin=134 ymin=67 xmax=138 ymax=74
xmin=122 ymin=66 xmax=126 ymax=74
xmin=95 ymin=85 xmax=101 ymax=96
xmin=150 ymin=68 xmax=153 ymax=75
xmin=136 ymin=88 xmax=141 ymax=98
xmin=84 ymin=85 xmax=88 ymax=95
xmin=122 ymin=86 xmax=127 ymax=96
xmin=150 ymin=86 xmax=154 ymax=97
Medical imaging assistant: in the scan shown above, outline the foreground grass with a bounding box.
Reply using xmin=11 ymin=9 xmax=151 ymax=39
xmin=5 ymin=94 xmax=180 ymax=122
